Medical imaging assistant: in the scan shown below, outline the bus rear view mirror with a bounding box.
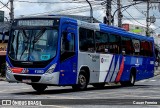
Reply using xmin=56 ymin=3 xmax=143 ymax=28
xmin=2 ymin=29 xmax=6 ymax=43
xmin=67 ymin=33 xmax=72 ymax=42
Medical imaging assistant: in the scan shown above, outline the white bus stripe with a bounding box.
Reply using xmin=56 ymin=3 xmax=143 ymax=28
xmin=111 ymin=56 xmax=120 ymax=82
xmin=105 ymin=56 xmax=115 ymax=82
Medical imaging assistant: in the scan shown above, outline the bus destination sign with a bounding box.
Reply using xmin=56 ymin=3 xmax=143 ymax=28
xmin=17 ymin=20 xmax=55 ymax=26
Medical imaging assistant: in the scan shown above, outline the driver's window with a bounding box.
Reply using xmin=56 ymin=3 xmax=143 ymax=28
xmin=61 ymin=32 xmax=75 ymax=53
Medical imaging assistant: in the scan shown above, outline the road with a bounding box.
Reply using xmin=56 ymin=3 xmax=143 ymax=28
xmin=0 ymin=75 xmax=160 ymax=108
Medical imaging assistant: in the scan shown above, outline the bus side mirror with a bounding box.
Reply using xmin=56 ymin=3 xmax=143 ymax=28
xmin=67 ymin=33 xmax=72 ymax=42
xmin=2 ymin=31 xmax=5 ymax=43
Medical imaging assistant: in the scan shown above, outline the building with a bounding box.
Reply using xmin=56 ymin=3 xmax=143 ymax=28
xmin=122 ymin=23 xmax=153 ymax=36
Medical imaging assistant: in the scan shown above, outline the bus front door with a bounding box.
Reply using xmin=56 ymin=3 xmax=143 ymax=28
xmin=59 ymin=26 xmax=78 ymax=85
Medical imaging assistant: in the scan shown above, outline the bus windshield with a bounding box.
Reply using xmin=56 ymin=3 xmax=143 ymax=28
xmin=8 ymin=28 xmax=58 ymax=62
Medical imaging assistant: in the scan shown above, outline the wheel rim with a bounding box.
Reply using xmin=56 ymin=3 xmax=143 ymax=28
xmin=79 ymin=74 xmax=86 ymax=86
xmin=131 ymin=74 xmax=134 ymax=84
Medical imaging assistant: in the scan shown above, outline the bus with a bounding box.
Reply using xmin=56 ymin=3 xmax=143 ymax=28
xmin=6 ymin=16 xmax=155 ymax=92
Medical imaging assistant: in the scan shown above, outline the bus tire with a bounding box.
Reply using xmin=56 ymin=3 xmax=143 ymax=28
xmin=31 ymin=84 xmax=47 ymax=93
xmin=72 ymin=70 xmax=88 ymax=90
xmin=128 ymin=72 xmax=135 ymax=86
xmin=120 ymin=72 xmax=135 ymax=86
xmin=92 ymin=83 xmax=105 ymax=88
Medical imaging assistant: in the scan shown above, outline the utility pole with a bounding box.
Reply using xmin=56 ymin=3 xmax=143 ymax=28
xmin=9 ymin=0 xmax=14 ymax=22
xmin=146 ymin=0 xmax=150 ymax=36
xmin=106 ymin=0 xmax=112 ymax=25
xmin=117 ymin=0 xmax=122 ymax=27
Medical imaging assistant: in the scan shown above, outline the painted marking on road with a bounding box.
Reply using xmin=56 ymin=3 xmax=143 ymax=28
xmin=138 ymin=80 xmax=146 ymax=83
xmin=0 ymin=87 xmax=31 ymax=93
xmin=150 ymin=80 xmax=156 ymax=82
xmin=46 ymin=95 xmax=80 ymax=99
xmin=41 ymin=105 xmax=69 ymax=108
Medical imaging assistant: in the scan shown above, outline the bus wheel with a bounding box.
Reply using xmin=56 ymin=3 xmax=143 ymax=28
xmin=31 ymin=84 xmax=47 ymax=93
xmin=128 ymin=72 xmax=135 ymax=86
xmin=72 ymin=71 xmax=88 ymax=90
xmin=120 ymin=72 xmax=135 ymax=86
xmin=92 ymin=83 xmax=105 ymax=88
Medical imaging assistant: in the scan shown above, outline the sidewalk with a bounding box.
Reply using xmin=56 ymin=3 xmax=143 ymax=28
xmin=0 ymin=76 xmax=5 ymax=81
xmin=0 ymin=77 xmax=5 ymax=81
xmin=154 ymin=66 xmax=160 ymax=76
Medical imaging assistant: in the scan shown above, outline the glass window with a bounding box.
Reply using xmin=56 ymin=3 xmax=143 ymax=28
xmin=121 ymin=37 xmax=133 ymax=55
xmin=108 ymin=34 xmax=120 ymax=54
xmin=95 ymin=32 xmax=109 ymax=53
xmin=140 ymin=41 xmax=149 ymax=56
xmin=9 ymin=29 xmax=58 ymax=61
xmin=79 ymin=28 xmax=95 ymax=52
xmin=132 ymin=39 xmax=140 ymax=55
xmin=60 ymin=32 xmax=75 ymax=61
xmin=61 ymin=33 xmax=75 ymax=53
xmin=148 ymin=42 xmax=153 ymax=57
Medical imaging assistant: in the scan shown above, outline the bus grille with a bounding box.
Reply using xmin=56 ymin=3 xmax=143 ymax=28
xmin=14 ymin=75 xmax=41 ymax=82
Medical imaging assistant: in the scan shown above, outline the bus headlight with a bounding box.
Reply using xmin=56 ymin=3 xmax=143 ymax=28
xmin=45 ymin=64 xmax=57 ymax=74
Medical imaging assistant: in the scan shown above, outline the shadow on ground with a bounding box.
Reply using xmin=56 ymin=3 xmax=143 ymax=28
xmin=11 ymin=84 xmax=152 ymax=95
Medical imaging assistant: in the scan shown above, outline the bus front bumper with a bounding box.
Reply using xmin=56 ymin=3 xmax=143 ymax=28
xmin=6 ymin=70 xmax=60 ymax=85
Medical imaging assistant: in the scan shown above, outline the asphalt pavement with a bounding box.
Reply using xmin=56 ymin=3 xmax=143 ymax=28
xmin=0 ymin=70 xmax=160 ymax=107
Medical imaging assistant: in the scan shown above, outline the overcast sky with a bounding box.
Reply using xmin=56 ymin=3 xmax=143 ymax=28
xmin=1 ymin=0 xmax=160 ymax=34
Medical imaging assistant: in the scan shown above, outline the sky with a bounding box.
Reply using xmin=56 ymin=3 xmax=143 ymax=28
xmin=1 ymin=0 xmax=160 ymax=34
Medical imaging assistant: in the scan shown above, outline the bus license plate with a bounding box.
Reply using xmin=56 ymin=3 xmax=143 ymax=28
xmin=22 ymin=79 xmax=31 ymax=83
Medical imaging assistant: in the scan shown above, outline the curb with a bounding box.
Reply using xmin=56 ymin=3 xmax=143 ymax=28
xmin=154 ymin=71 xmax=160 ymax=76
xmin=0 ymin=77 xmax=6 ymax=81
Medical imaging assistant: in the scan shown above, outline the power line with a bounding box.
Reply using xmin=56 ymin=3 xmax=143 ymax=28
xmin=22 ymin=3 xmax=104 ymax=16
xmin=0 ymin=0 xmax=10 ymax=10
xmin=124 ymin=9 xmax=146 ymax=26
xmin=17 ymin=0 xmax=99 ymax=4
xmin=0 ymin=1 xmax=9 ymax=9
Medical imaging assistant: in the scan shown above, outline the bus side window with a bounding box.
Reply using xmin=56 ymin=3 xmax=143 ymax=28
xmin=61 ymin=32 xmax=75 ymax=52
xmin=95 ymin=31 xmax=109 ymax=53
xmin=149 ymin=42 xmax=153 ymax=57
xmin=121 ymin=36 xmax=132 ymax=55
xmin=108 ymin=34 xmax=120 ymax=54
xmin=132 ymin=39 xmax=140 ymax=55
xmin=79 ymin=28 xmax=95 ymax=52
xmin=61 ymin=32 xmax=75 ymax=61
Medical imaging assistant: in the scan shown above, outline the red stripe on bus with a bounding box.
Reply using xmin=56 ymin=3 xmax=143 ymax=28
xmin=115 ymin=57 xmax=124 ymax=82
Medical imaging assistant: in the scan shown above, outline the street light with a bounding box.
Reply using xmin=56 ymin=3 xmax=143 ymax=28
xmin=86 ymin=0 xmax=93 ymax=23
xmin=73 ymin=0 xmax=93 ymax=23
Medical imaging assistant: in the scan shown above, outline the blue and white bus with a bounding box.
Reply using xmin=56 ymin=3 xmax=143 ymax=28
xmin=6 ymin=16 xmax=155 ymax=92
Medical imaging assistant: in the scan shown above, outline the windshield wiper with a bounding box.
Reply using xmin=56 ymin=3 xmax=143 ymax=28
xmin=15 ymin=31 xmax=20 ymax=60
xmin=19 ymin=28 xmax=30 ymax=60
xmin=33 ymin=27 xmax=46 ymax=43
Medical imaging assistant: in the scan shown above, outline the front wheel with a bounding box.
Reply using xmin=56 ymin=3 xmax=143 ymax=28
xmin=31 ymin=84 xmax=47 ymax=93
xmin=72 ymin=71 xmax=88 ymax=90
